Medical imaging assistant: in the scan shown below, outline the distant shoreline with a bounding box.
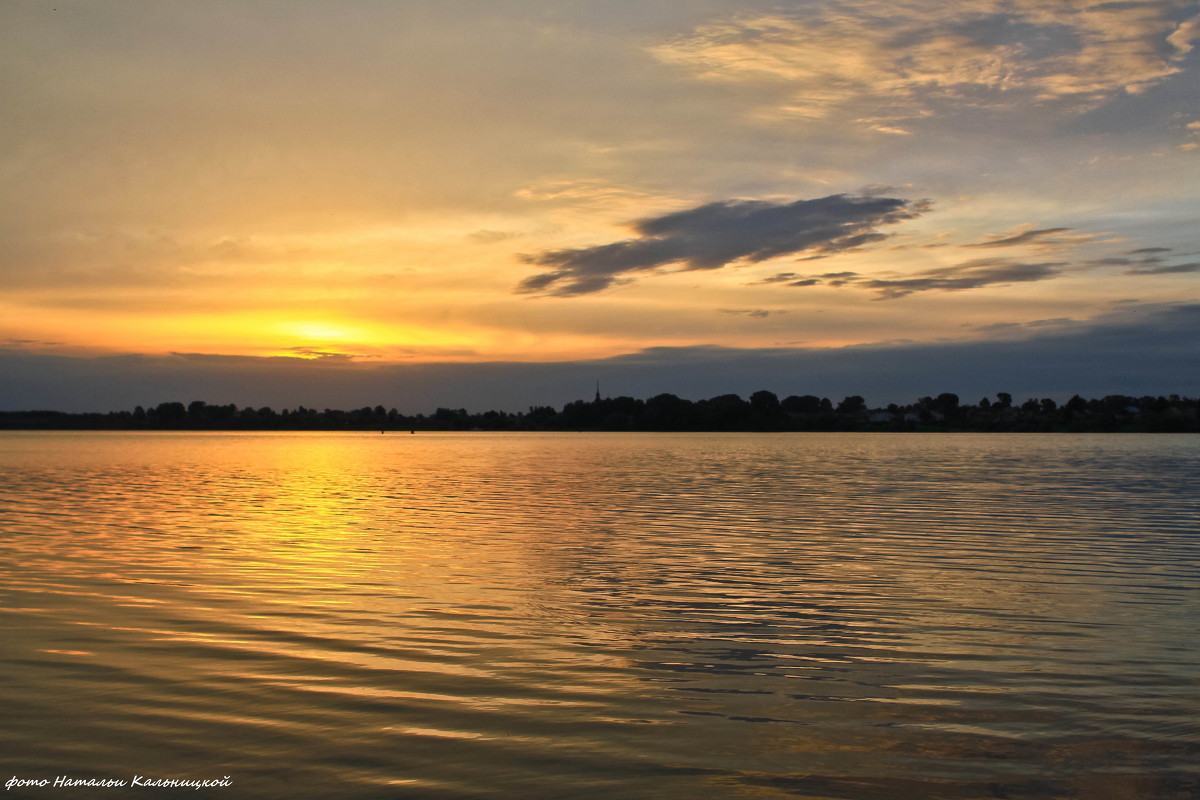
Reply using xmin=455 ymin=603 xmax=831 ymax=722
xmin=2 ymin=391 xmax=1197 ymax=433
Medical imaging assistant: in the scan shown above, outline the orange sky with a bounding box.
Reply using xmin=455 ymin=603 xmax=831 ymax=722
xmin=2 ymin=1 xmax=1199 ymax=410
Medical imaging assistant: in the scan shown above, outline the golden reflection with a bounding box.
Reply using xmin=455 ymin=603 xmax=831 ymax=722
xmin=2 ymin=432 xmax=1192 ymax=799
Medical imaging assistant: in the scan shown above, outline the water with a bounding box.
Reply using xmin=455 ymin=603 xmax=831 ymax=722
xmin=1 ymin=431 xmax=1197 ymax=799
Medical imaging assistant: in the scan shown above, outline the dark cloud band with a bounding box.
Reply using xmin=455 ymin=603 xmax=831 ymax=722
xmin=517 ymin=194 xmax=927 ymax=296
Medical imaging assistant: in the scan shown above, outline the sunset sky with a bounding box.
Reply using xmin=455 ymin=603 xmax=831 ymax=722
xmin=3 ymin=0 xmax=1199 ymax=412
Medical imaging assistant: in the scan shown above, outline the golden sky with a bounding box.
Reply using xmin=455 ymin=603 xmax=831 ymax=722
xmin=2 ymin=0 xmax=1199 ymax=409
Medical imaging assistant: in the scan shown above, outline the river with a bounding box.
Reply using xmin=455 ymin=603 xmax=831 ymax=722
xmin=1 ymin=431 xmax=1197 ymax=798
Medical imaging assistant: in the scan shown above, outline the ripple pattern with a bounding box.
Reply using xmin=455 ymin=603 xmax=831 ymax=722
xmin=1 ymin=431 xmax=1198 ymax=799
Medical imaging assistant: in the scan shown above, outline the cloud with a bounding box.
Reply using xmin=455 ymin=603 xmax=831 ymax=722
xmin=719 ymin=308 xmax=789 ymax=318
xmin=1088 ymin=257 xmax=1150 ymax=266
xmin=170 ymin=351 xmax=364 ymax=366
xmin=755 ymin=269 xmax=866 ymax=287
xmin=1083 ymin=248 xmax=1200 ymax=275
xmin=765 ymin=257 xmax=1064 ymax=299
xmin=513 ymin=178 xmax=676 ymax=210
xmin=466 ymin=230 xmax=522 ymax=244
xmin=970 ymin=317 xmax=1075 ymax=334
xmin=861 ymin=259 xmax=1066 ymax=299
xmin=757 ymin=272 xmax=803 ymax=284
xmin=652 ymin=2 xmax=1188 ymax=126
xmin=1125 ymin=261 xmax=1200 ymax=275
xmin=283 ymin=347 xmax=379 ymax=362
xmin=762 ymin=234 xmax=1193 ymax=298
xmin=516 ymin=194 xmax=926 ymax=296
xmin=963 ymin=227 xmax=1074 ymax=248
xmin=1167 ymin=13 xmax=1200 ymax=56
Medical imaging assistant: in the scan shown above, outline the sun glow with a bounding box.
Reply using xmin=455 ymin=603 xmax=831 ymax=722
xmin=286 ymin=322 xmax=357 ymax=341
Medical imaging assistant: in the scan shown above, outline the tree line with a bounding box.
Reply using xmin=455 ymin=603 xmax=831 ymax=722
xmin=1 ymin=391 xmax=1198 ymax=432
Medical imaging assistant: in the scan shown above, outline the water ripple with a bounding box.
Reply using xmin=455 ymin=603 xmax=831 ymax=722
xmin=1 ymin=431 xmax=1198 ymax=798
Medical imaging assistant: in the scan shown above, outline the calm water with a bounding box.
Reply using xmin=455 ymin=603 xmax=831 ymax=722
xmin=1 ymin=431 xmax=1198 ymax=799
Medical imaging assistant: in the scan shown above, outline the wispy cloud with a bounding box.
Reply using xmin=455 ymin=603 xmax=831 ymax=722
xmin=766 ymin=257 xmax=1064 ymax=299
xmin=516 ymin=194 xmax=926 ymax=296
xmin=1085 ymin=247 xmax=1200 ymax=275
xmin=1167 ymin=13 xmax=1200 ymax=55
xmin=283 ymin=347 xmax=380 ymax=362
xmin=652 ymin=1 xmax=1192 ymax=127
xmin=862 ymin=259 xmax=1066 ymax=299
xmin=466 ymin=230 xmax=522 ymax=245
xmin=970 ymin=317 xmax=1076 ymax=334
xmin=513 ymin=178 xmax=676 ymax=211
xmin=963 ymin=227 xmax=1074 ymax=248
xmin=719 ymin=308 xmax=789 ymax=318
xmin=1125 ymin=261 xmax=1200 ymax=275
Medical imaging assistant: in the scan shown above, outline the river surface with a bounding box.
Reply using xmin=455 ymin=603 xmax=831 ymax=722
xmin=1 ymin=431 xmax=1198 ymax=799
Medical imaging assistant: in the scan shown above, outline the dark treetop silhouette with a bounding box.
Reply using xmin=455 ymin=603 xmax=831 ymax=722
xmin=2 ymin=392 xmax=1197 ymax=433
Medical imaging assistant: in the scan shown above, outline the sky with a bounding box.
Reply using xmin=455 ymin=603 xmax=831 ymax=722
xmin=2 ymin=0 xmax=1199 ymax=413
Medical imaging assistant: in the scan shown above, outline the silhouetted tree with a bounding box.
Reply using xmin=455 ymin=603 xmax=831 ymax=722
xmin=750 ymin=390 xmax=781 ymax=412
xmin=934 ymin=393 xmax=960 ymax=416
xmin=782 ymin=395 xmax=824 ymax=414
xmin=749 ymin=390 xmax=786 ymax=430
xmin=699 ymin=394 xmax=749 ymax=429
xmin=155 ymin=402 xmax=186 ymax=423
xmin=6 ymin=388 xmax=1200 ymax=433
xmin=644 ymin=393 xmax=695 ymax=430
xmin=837 ymin=396 xmax=866 ymax=414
